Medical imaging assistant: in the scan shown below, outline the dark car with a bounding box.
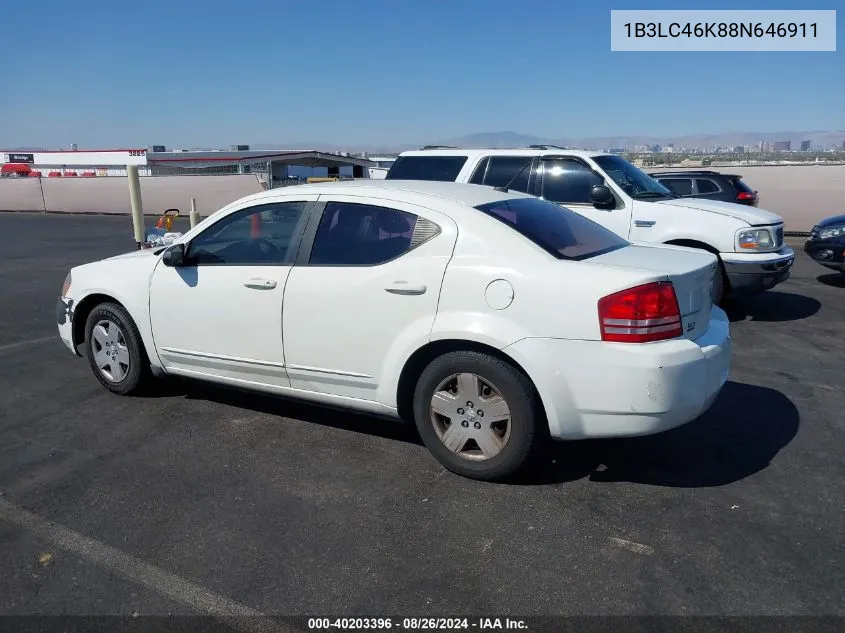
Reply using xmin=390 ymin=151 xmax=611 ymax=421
xmin=804 ymin=214 xmax=845 ymax=276
xmin=648 ymin=170 xmax=759 ymax=206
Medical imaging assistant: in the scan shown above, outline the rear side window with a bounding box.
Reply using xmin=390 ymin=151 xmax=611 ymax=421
xmin=309 ymin=201 xmax=427 ymax=266
xmin=469 ymin=158 xmax=489 ymax=184
xmin=385 ymin=156 xmax=467 ymax=181
xmin=696 ymin=179 xmax=720 ymax=194
xmin=475 ymin=197 xmax=628 ymax=260
xmin=660 ymin=178 xmax=692 ymax=195
xmin=468 ymin=156 xmax=533 ymax=193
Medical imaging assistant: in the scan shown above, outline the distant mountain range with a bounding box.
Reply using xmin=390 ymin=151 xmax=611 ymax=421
xmin=255 ymin=129 xmax=845 ymax=154
xmin=8 ymin=129 xmax=845 ymax=155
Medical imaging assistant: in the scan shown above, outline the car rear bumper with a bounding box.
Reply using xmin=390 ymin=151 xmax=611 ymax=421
xmin=720 ymin=246 xmax=794 ymax=294
xmin=503 ymin=307 xmax=731 ymax=440
xmin=56 ymin=296 xmax=80 ymax=356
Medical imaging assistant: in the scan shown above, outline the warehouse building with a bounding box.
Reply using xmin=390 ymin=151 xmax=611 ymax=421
xmin=1 ymin=147 xmax=376 ymax=187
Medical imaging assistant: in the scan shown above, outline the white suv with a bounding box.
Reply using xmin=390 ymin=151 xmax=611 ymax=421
xmin=386 ymin=147 xmax=795 ymax=302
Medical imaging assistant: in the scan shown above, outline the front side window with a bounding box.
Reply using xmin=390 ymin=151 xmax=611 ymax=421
xmin=309 ymin=202 xmax=420 ymax=266
xmin=660 ymin=178 xmax=693 ymax=196
xmin=385 ymin=156 xmax=467 ymax=181
xmin=592 ymin=154 xmax=674 ymax=200
xmin=540 ymin=159 xmax=603 ymax=204
xmin=186 ymin=201 xmax=310 ymax=265
xmin=475 ymin=197 xmax=628 ymax=260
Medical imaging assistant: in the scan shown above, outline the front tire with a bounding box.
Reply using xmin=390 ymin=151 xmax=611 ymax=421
xmin=84 ymin=302 xmax=151 ymax=395
xmin=412 ymin=351 xmax=540 ymax=481
xmin=712 ymin=261 xmax=727 ymax=304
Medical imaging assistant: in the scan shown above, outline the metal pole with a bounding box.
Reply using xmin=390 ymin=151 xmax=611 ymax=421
xmin=127 ymin=165 xmax=145 ymax=248
xmin=189 ymin=197 xmax=200 ymax=228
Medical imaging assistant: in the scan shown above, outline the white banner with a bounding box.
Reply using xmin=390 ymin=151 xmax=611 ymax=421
xmin=611 ymin=10 xmax=836 ymax=51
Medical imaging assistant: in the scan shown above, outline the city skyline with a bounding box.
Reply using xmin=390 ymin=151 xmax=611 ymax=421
xmin=6 ymin=128 xmax=845 ymax=156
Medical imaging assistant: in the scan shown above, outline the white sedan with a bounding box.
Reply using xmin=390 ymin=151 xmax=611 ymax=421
xmin=56 ymin=181 xmax=731 ymax=481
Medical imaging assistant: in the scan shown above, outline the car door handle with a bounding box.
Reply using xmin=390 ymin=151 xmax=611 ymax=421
xmin=243 ymin=278 xmax=277 ymax=290
xmin=384 ymin=282 xmax=427 ymax=296
xmin=634 ymin=220 xmax=656 ymax=227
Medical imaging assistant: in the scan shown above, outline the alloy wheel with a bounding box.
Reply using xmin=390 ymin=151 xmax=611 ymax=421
xmin=90 ymin=319 xmax=130 ymax=383
xmin=429 ymin=372 xmax=511 ymax=461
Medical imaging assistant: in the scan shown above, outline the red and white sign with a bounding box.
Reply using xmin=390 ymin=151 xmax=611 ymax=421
xmin=1 ymin=149 xmax=148 ymax=167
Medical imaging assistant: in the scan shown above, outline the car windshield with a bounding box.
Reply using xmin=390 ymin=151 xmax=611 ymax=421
xmin=592 ymin=155 xmax=675 ymax=199
xmin=474 ymin=196 xmax=629 ymax=260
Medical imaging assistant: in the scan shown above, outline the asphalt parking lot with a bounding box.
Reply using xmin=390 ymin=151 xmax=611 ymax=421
xmin=0 ymin=212 xmax=843 ymax=629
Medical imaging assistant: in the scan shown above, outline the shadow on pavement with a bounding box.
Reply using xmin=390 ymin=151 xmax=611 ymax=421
xmin=153 ymin=378 xmax=797 ymax=489
xmin=518 ymin=381 xmax=799 ymax=487
xmin=723 ymin=291 xmax=821 ymax=323
xmin=159 ymin=378 xmax=423 ymax=446
xmin=817 ymin=272 xmax=845 ymax=288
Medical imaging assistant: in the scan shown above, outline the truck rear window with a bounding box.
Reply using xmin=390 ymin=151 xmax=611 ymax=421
xmin=385 ymin=156 xmax=467 ymax=181
xmin=475 ymin=197 xmax=629 ymax=261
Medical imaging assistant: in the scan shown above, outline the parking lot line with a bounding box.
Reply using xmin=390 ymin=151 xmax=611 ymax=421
xmin=0 ymin=498 xmax=293 ymax=633
xmin=0 ymin=336 xmax=57 ymax=353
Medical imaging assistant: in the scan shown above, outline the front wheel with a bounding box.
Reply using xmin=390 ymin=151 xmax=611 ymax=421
xmin=711 ymin=261 xmax=727 ymax=304
xmin=84 ymin=302 xmax=151 ymax=395
xmin=412 ymin=351 xmax=540 ymax=481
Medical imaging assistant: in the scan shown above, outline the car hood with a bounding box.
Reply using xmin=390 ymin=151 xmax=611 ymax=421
xmin=654 ymin=197 xmax=783 ymax=226
xmin=103 ymin=248 xmax=163 ymax=262
xmin=816 ymin=214 xmax=845 ymax=228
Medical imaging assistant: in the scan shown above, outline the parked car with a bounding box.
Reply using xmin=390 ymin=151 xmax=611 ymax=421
xmin=647 ymin=170 xmax=759 ymax=207
xmin=56 ymin=181 xmax=731 ymax=481
xmin=804 ymin=214 xmax=845 ymax=276
xmin=386 ymin=148 xmax=793 ymax=303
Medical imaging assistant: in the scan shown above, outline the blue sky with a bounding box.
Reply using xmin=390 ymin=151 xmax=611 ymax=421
xmin=0 ymin=0 xmax=841 ymax=148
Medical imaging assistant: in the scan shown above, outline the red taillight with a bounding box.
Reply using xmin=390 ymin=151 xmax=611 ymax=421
xmin=598 ymin=282 xmax=683 ymax=343
xmin=737 ymin=192 xmax=756 ymax=201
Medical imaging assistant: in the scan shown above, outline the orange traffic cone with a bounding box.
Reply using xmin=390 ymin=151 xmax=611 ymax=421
xmin=156 ymin=209 xmax=179 ymax=231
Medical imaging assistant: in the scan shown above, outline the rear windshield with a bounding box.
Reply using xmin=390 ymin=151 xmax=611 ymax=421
xmin=727 ymin=176 xmax=754 ymax=193
xmin=385 ymin=156 xmax=467 ymax=181
xmin=474 ymin=197 xmax=629 ymax=260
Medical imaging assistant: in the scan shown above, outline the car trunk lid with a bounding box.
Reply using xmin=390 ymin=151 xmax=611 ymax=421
xmin=589 ymin=244 xmax=717 ymax=340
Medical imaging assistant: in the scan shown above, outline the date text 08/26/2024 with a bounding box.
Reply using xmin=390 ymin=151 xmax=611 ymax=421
xmin=307 ymin=618 xmax=528 ymax=630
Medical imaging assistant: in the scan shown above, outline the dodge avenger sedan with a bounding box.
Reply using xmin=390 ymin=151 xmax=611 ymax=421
xmin=56 ymin=181 xmax=731 ymax=481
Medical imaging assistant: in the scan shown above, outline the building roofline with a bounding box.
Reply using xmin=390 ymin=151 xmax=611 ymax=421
xmin=147 ymin=150 xmax=375 ymax=167
xmin=1 ymin=148 xmax=147 ymax=154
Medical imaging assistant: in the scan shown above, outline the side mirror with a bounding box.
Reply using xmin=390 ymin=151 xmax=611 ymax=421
xmin=590 ymin=184 xmax=615 ymax=208
xmin=162 ymin=243 xmax=186 ymax=267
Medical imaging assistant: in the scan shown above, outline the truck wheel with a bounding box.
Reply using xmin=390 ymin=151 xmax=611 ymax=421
xmin=412 ymin=351 xmax=540 ymax=481
xmin=84 ymin=302 xmax=151 ymax=395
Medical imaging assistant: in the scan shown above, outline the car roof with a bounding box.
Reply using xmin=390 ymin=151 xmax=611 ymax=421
xmin=231 ymin=179 xmax=535 ymax=210
xmin=396 ymin=147 xmax=607 ymax=159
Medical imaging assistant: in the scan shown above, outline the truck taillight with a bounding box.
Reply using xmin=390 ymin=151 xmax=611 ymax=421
xmin=598 ymin=282 xmax=683 ymax=343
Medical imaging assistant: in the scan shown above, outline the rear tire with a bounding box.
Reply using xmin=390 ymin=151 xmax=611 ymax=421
xmin=412 ymin=351 xmax=540 ymax=481
xmin=84 ymin=302 xmax=151 ymax=395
